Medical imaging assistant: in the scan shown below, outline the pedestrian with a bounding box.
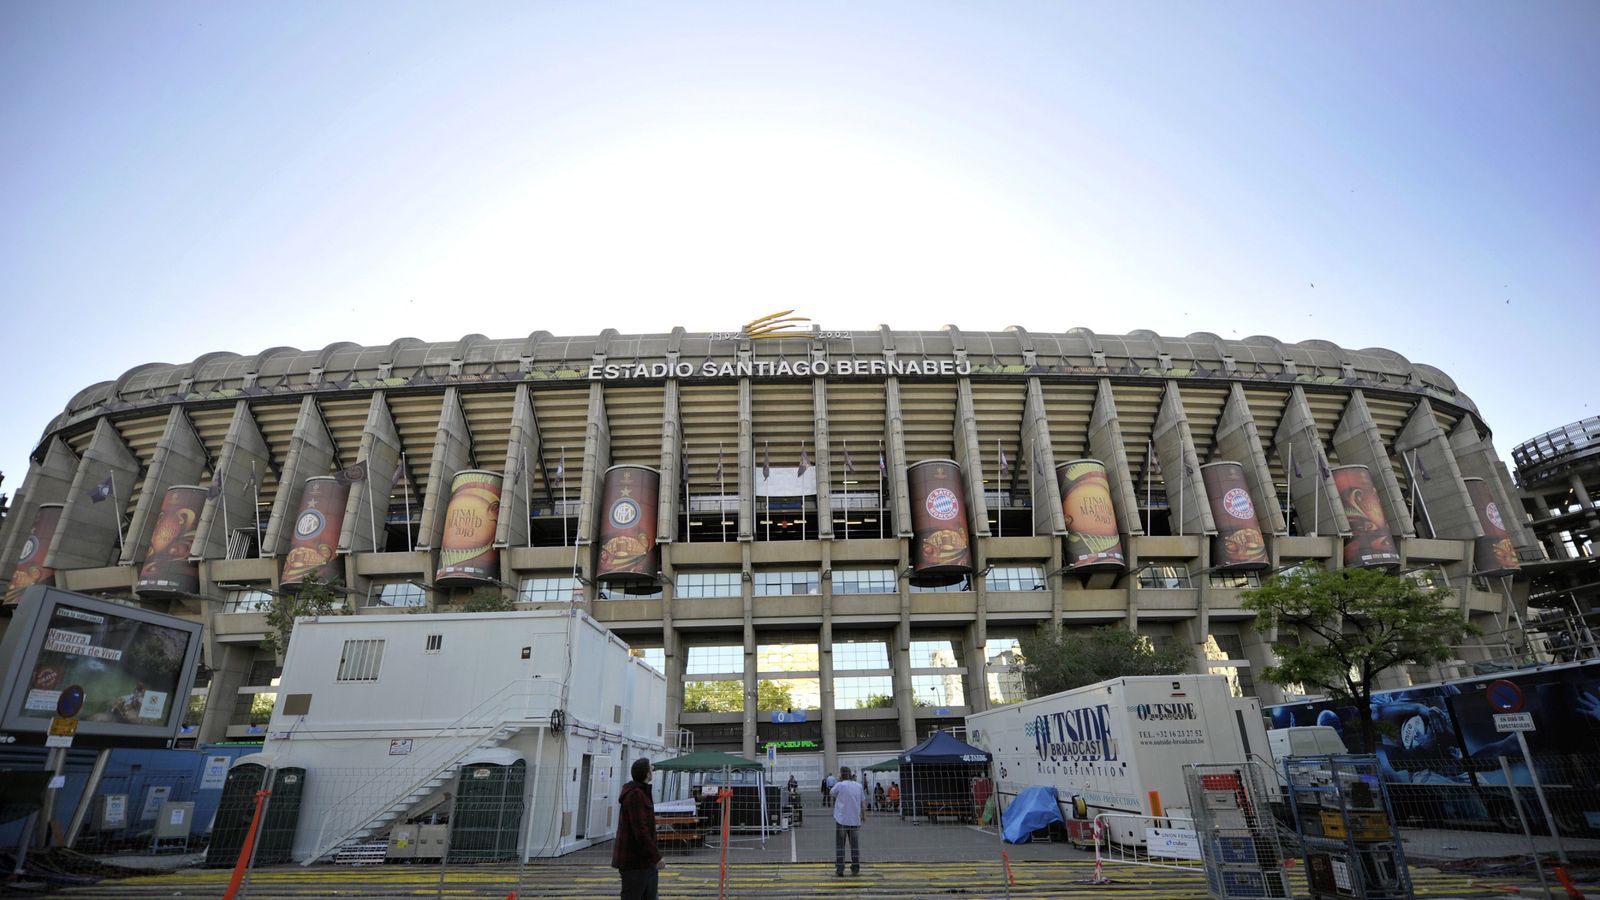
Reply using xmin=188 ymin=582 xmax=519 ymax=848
xmin=887 ymin=781 xmax=900 ymax=812
xmin=873 ymin=782 xmax=886 ymax=812
xmin=823 ymin=771 xmax=837 ymax=807
xmin=612 ymin=757 xmax=664 ymax=900
xmin=830 ymin=766 xmax=866 ymax=877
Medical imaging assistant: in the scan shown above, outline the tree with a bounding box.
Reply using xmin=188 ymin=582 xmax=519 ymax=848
xmin=459 ymin=587 xmax=516 ymax=612
xmin=857 ymin=693 xmax=896 ymax=709
xmin=682 ymin=679 xmax=797 ymax=713
xmin=262 ymin=573 xmax=350 ymax=658
xmin=1242 ymin=565 xmax=1474 ymax=751
xmin=1017 ymin=624 xmax=1191 ymax=698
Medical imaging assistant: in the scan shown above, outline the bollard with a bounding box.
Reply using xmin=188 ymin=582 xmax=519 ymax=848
xmin=1553 ymin=867 xmax=1586 ymax=899
xmin=1001 ymin=850 xmax=1016 ymax=886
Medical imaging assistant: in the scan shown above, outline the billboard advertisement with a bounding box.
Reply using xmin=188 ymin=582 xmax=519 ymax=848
xmin=136 ymin=486 xmax=206 ymax=598
xmin=1056 ymin=459 xmax=1125 ymax=572
xmin=280 ymin=476 xmax=349 ymax=589
xmin=1464 ymin=477 xmax=1520 ymax=577
xmin=907 ymin=460 xmax=973 ymax=584
xmin=4 ymin=503 xmax=63 ymax=608
xmin=0 ymin=587 xmax=203 ymax=748
xmin=596 ymin=465 xmax=660 ymax=584
xmin=435 ymin=469 xmax=503 ymax=585
xmin=1332 ymin=465 xmax=1400 ymax=569
xmin=1201 ymin=462 xmax=1269 ymax=570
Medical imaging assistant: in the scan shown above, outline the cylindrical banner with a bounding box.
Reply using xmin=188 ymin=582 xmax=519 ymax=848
xmin=137 ymin=485 xmax=206 ymax=598
xmin=1056 ymin=460 xmax=1126 ymax=572
xmin=908 ymin=459 xmax=973 ymax=584
xmin=1201 ymin=462 xmax=1269 ymax=571
xmin=436 ymin=470 xmax=504 ymax=586
xmin=1332 ymin=465 xmax=1400 ymax=569
xmin=281 ymin=476 xmax=350 ymax=590
xmin=596 ymin=465 xmax=660 ymax=584
xmin=1465 ymin=477 xmax=1520 ymax=577
xmin=4 ymin=503 xmax=64 ymax=607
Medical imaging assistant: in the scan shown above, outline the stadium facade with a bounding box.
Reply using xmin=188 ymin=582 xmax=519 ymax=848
xmin=1513 ymin=416 xmax=1600 ymax=657
xmin=0 ymin=322 xmax=1539 ymax=773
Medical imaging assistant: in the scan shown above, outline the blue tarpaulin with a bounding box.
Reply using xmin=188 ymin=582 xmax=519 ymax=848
xmin=1002 ymin=785 xmax=1064 ymax=844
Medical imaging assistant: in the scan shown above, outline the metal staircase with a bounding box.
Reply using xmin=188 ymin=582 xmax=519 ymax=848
xmin=302 ymin=679 xmax=562 ymax=864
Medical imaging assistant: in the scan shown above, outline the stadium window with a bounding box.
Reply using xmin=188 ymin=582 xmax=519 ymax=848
xmin=986 ymin=566 xmax=1045 ymax=592
xmin=629 ymin=647 xmax=665 ymax=674
xmin=831 ymin=568 xmax=896 ymax=594
xmin=1208 ymin=570 xmax=1261 ymax=589
xmin=831 ymin=639 xmax=890 ymax=671
xmin=1136 ymin=564 xmax=1192 ymax=589
xmin=834 ymin=675 xmax=894 ymax=710
xmin=519 ymin=575 xmax=580 ymax=602
xmin=369 ymin=581 xmax=426 ymax=608
xmin=224 ymin=587 xmax=274 ymax=613
xmin=910 ymin=640 xmax=961 ymax=669
xmin=753 ymin=570 xmax=820 ymax=596
xmin=674 ymin=571 xmax=740 ymax=598
xmin=911 ymin=576 xmax=970 ymax=593
xmin=337 ymin=639 xmax=385 ymax=683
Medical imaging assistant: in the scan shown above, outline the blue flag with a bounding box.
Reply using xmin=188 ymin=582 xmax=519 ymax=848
xmin=88 ymin=475 xmax=113 ymax=503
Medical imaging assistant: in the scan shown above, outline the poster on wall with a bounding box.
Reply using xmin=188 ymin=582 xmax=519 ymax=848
xmin=595 ymin=465 xmax=660 ymax=584
xmin=907 ymin=460 xmax=973 ymax=584
xmin=1332 ymin=465 xmax=1400 ymax=569
xmin=435 ymin=470 xmax=503 ymax=585
xmin=1201 ymin=462 xmax=1269 ymax=570
xmin=1464 ymin=477 xmax=1520 ymax=577
xmin=136 ymin=486 xmax=206 ymax=598
xmin=1056 ymin=460 xmax=1125 ymax=572
xmin=280 ymin=476 xmax=349 ymax=589
xmin=5 ymin=503 xmax=63 ymax=607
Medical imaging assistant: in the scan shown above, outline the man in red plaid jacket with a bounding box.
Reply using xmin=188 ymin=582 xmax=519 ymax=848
xmin=612 ymin=757 xmax=664 ymax=899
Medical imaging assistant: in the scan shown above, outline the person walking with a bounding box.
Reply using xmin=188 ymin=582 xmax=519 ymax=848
xmin=612 ymin=758 xmax=664 ymax=900
xmin=830 ymin=766 xmax=866 ymax=877
xmin=823 ymin=771 xmax=837 ymax=807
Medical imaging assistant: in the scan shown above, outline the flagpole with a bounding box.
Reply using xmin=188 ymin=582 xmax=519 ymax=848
xmin=523 ymin=452 xmax=532 ymax=549
xmin=1312 ymin=448 xmax=1321 ymax=538
xmin=367 ymin=461 xmax=379 ymax=554
xmin=251 ymin=462 xmax=263 ymax=558
xmin=878 ymin=440 xmax=885 ymax=540
xmin=995 ymin=439 xmax=1002 ymax=538
xmin=221 ymin=484 xmax=232 ymax=559
xmin=1145 ymin=441 xmax=1153 ymax=535
xmin=843 ymin=440 xmax=849 ymax=542
xmin=1177 ymin=445 xmax=1185 ymax=537
xmin=718 ymin=441 xmax=727 ymax=544
xmin=402 ymin=453 xmax=413 ymax=552
xmin=764 ymin=441 xmax=770 ymax=543
xmin=683 ymin=443 xmax=691 ymax=545
xmin=109 ymin=471 xmax=125 ymax=556
xmin=1283 ymin=443 xmax=1294 ymax=536
xmin=561 ymin=446 xmax=568 ymax=549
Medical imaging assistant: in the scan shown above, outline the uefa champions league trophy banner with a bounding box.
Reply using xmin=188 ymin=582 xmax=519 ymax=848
xmin=136 ymin=485 xmax=206 ymax=598
xmin=595 ymin=465 xmax=660 ymax=584
xmin=908 ymin=460 xmax=973 ymax=585
xmin=1332 ymin=465 xmax=1401 ymax=569
xmin=1464 ymin=477 xmax=1520 ymax=577
xmin=280 ymin=476 xmax=350 ymax=589
xmin=4 ymin=503 xmax=64 ymax=607
xmin=1201 ymin=462 xmax=1270 ymax=570
xmin=435 ymin=470 xmax=504 ymax=585
xmin=1056 ymin=459 xmax=1126 ymax=573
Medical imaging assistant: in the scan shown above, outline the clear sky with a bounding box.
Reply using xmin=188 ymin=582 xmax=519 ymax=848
xmin=2 ymin=2 xmax=1595 ymax=494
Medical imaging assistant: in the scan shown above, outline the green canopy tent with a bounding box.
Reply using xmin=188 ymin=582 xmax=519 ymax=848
xmin=653 ymin=749 xmax=773 ymax=844
xmin=861 ymin=758 xmax=902 ymax=811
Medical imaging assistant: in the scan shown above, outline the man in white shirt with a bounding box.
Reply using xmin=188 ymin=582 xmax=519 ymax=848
xmin=829 ymin=767 xmax=867 ymax=877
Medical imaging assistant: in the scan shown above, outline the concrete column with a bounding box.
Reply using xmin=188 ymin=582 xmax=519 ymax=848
xmin=892 ymin=615 xmax=917 ymax=748
xmin=1022 ymin=379 xmax=1067 ymax=538
xmin=44 ymin=423 xmax=138 ymax=573
xmin=497 ymin=385 xmax=542 ymax=552
xmin=818 ymin=541 xmax=838 ymax=773
xmin=662 ymin=621 xmax=684 ymax=739
xmin=194 ymin=401 xmax=273 ymax=561
xmin=812 ymin=371 xmax=834 ymax=540
xmin=117 ymin=407 xmax=207 ymax=569
xmin=1215 ymin=384 xmax=1286 ymax=535
xmin=196 ymin=639 xmax=253 ymax=744
xmin=738 ymin=375 xmax=754 ymax=540
xmin=416 ymin=388 xmax=473 ymax=551
xmin=884 ymin=378 xmax=913 ymax=538
xmin=1191 ymin=541 xmax=1213 ymax=673
xmin=341 ymin=392 xmax=403 ymax=555
xmin=1333 ymin=390 xmax=1415 ymax=536
xmin=575 ymin=382 xmax=610 ymax=612
xmin=1273 ymin=387 xmax=1349 ymax=538
xmin=963 ymin=621 xmax=989 ymax=714
xmin=1394 ymin=398 xmax=1482 ymax=541
xmin=954 ymin=379 xmax=991 ymax=538
xmin=1089 ymin=379 xmax=1146 ymax=539
xmin=657 ymin=380 xmax=683 ymax=543
xmin=1152 ymin=382 xmax=1214 ymax=539
xmin=261 ymin=396 xmax=336 ymax=557
xmin=0 ymin=438 xmax=79 ymax=586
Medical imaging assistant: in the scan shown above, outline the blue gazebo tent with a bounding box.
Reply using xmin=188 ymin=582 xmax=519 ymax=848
xmin=897 ymin=731 xmax=993 ymax=820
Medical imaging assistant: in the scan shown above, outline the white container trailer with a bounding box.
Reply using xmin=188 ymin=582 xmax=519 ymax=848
xmin=967 ymin=674 xmax=1272 ymax=844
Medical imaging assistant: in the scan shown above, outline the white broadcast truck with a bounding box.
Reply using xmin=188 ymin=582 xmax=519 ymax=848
xmin=967 ymin=673 xmax=1274 ymax=847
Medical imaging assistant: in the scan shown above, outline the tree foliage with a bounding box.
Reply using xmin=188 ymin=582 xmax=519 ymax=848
xmin=1242 ymin=565 xmax=1474 ymax=750
xmin=459 ymin=587 xmax=517 ymax=612
xmin=262 ymin=573 xmax=350 ymax=657
xmin=1017 ymin=624 xmax=1192 ymax=698
xmin=683 ymin=679 xmax=797 ymax=713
